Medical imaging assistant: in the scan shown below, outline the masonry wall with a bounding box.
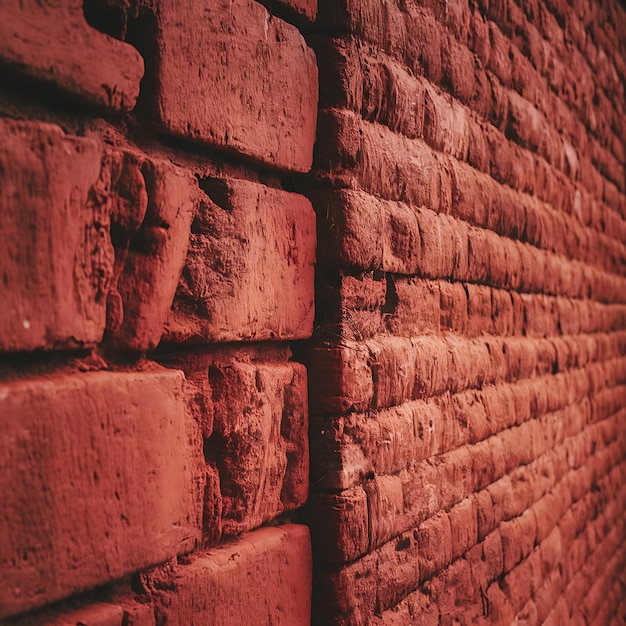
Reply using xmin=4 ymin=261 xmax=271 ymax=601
xmin=305 ymin=0 xmax=626 ymax=624
xmin=1 ymin=0 xmax=625 ymax=625
xmin=0 ymin=0 xmax=317 ymax=624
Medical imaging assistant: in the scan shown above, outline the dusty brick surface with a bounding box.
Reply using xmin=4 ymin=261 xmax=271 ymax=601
xmin=0 ymin=0 xmax=143 ymax=110
xmin=159 ymin=345 xmax=309 ymax=544
xmin=1 ymin=0 xmax=626 ymax=623
xmin=141 ymin=524 xmax=312 ymax=626
xmin=165 ymin=178 xmax=316 ymax=344
xmin=0 ymin=0 xmax=320 ymax=622
xmin=146 ymin=0 xmax=318 ymax=172
xmin=108 ymin=159 xmax=197 ymax=351
xmin=206 ymin=358 xmax=309 ymax=537
xmin=0 ymin=370 xmax=202 ymax=619
xmin=0 ymin=119 xmax=111 ymax=352
xmin=0 ymin=119 xmax=204 ymax=354
xmin=307 ymin=0 xmax=626 ymax=623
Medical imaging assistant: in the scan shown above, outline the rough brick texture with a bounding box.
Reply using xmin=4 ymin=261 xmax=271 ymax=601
xmin=306 ymin=0 xmax=626 ymax=623
xmin=164 ymin=179 xmax=316 ymax=344
xmin=2 ymin=0 xmax=626 ymax=623
xmin=0 ymin=0 xmax=143 ymax=110
xmin=0 ymin=119 xmax=110 ymax=352
xmin=0 ymin=370 xmax=202 ymax=619
xmin=162 ymin=346 xmax=310 ymax=544
xmin=142 ymin=0 xmax=318 ymax=172
xmin=0 ymin=0 xmax=315 ymax=622
xmin=139 ymin=525 xmax=312 ymax=626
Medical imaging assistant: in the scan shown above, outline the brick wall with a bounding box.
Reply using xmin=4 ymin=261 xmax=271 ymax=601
xmin=1 ymin=0 xmax=625 ymax=625
xmin=306 ymin=0 xmax=626 ymax=624
xmin=0 ymin=0 xmax=317 ymax=623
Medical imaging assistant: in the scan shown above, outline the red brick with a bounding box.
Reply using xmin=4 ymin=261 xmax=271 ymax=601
xmin=149 ymin=0 xmax=317 ymax=172
xmin=415 ymin=511 xmax=452 ymax=581
xmin=539 ymin=527 xmax=563 ymax=580
xmin=206 ymin=360 xmax=308 ymax=536
xmin=503 ymin=558 xmax=535 ymax=614
xmin=340 ymin=273 xmax=387 ymax=310
xmin=392 ymin=278 xmax=441 ymax=335
xmin=515 ymin=597 xmax=540 ymax=626
xmin=109 ymin=159 xmax=196 ymax=351
xmin=500 ymin=510 xmax=538 ymax=573
xmin=341 ymin=402 xmax=416 ymax=477
xmin=0 ymin=370 xmax=202 ymax=619
xmin=476 ymin=490 xmax=497 ymax=541
xmin=144 ymin=525 xmax=311 ymax=626
xmin=375 ymin=532 xmax=421 ymax=612
xmin=307 ymin=488 xmax=369 ymax=564
xmin=379 ymin=586 xmax=439 ymax=625
xmin=369 ymin=337 xmax=418 ymax=407
xmin=448 ymin=497 xmax=478 ymax=561
xmin=312 ymin=189 xmax=385 ymax=271
xmin=0 ymin=119 xmax=110 ymax=352
xmin=543 ymin=598 xmax=571 ymax=626
xmin=430 ymin=558 xmax=481 ymax=623
xmin=486 ymin=582 xmax=516 ymax=624
xmin=483 ymin=530 xmax=504 ymax=582
xmin=534 ymin=568 xmax=565 ymax=624
xmin=309 ymin=420 xmax=373 ymax=490
xmin=423 ymin=84 xmax=471 ymax=159
xmin=439 ymin=281 xmax=469 ymax=333
xmin=307 ymin=343 xmax=374 ymax=415
xmin=165 ymin=179 xmax=315 ymax=343
xmin=381 ymin=200 xmax=423 ymax=275
xmin=0 ymin=0 xmax=143 ymax=110
xmin=365 ymin=475 xmax=404 ymax=550
xmin=314 ymin=552 xmax=378 ymax=624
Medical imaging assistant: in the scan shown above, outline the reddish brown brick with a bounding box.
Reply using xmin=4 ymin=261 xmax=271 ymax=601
xmin=0 ymin=370 xmax=202 ymax=619
xmin=307 ymin=488 xmax=369 ymax=564
xmin=109 ymin=159 xmax=197 ymax=351
xmin=143 ymin=525 xmax=311 ymax=626
xmin=206 ymin=360 xmax=308 ymax=536
xmin=148 ymin=0 xmax=317 ymax=172
xmin=165 ymin=179 xmax=315 ymax=344
xmin=0 ymin=0 xmax=142 ymax=110
xmin=0 ymin=119 xmax=111 ymax=352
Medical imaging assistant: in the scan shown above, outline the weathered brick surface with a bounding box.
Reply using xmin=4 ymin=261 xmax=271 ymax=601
xmin=165 ymin=178 xmax=315 ymax=344
xmin=0 ymin=119 xmax=203 ymax=354
xmin=0 ymin=370 xmax=202 ymax=619
xmin=0 ymin=119 xmax=111 ymax=352
xmin=2 ymin=0 xmax=626 ymax=622
xmin=0 ymin=0 xmax=143 ymax=110
xmin=158 ymin=344 xmax=310 ymax=540
xmin=145 ymin=0 xmax=318 ymax=172
xmin=140 ymin=525 xmax=312 ymax=626
xmin=108 ymin=159 xmax=197 ymax=351
xmin=307 ymin=0 xmax=626 ymax=623
xmin=209 ymin=359 xmax=308 ymax=535
xmin=0 ymin=0 xmax=319 ymax=621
